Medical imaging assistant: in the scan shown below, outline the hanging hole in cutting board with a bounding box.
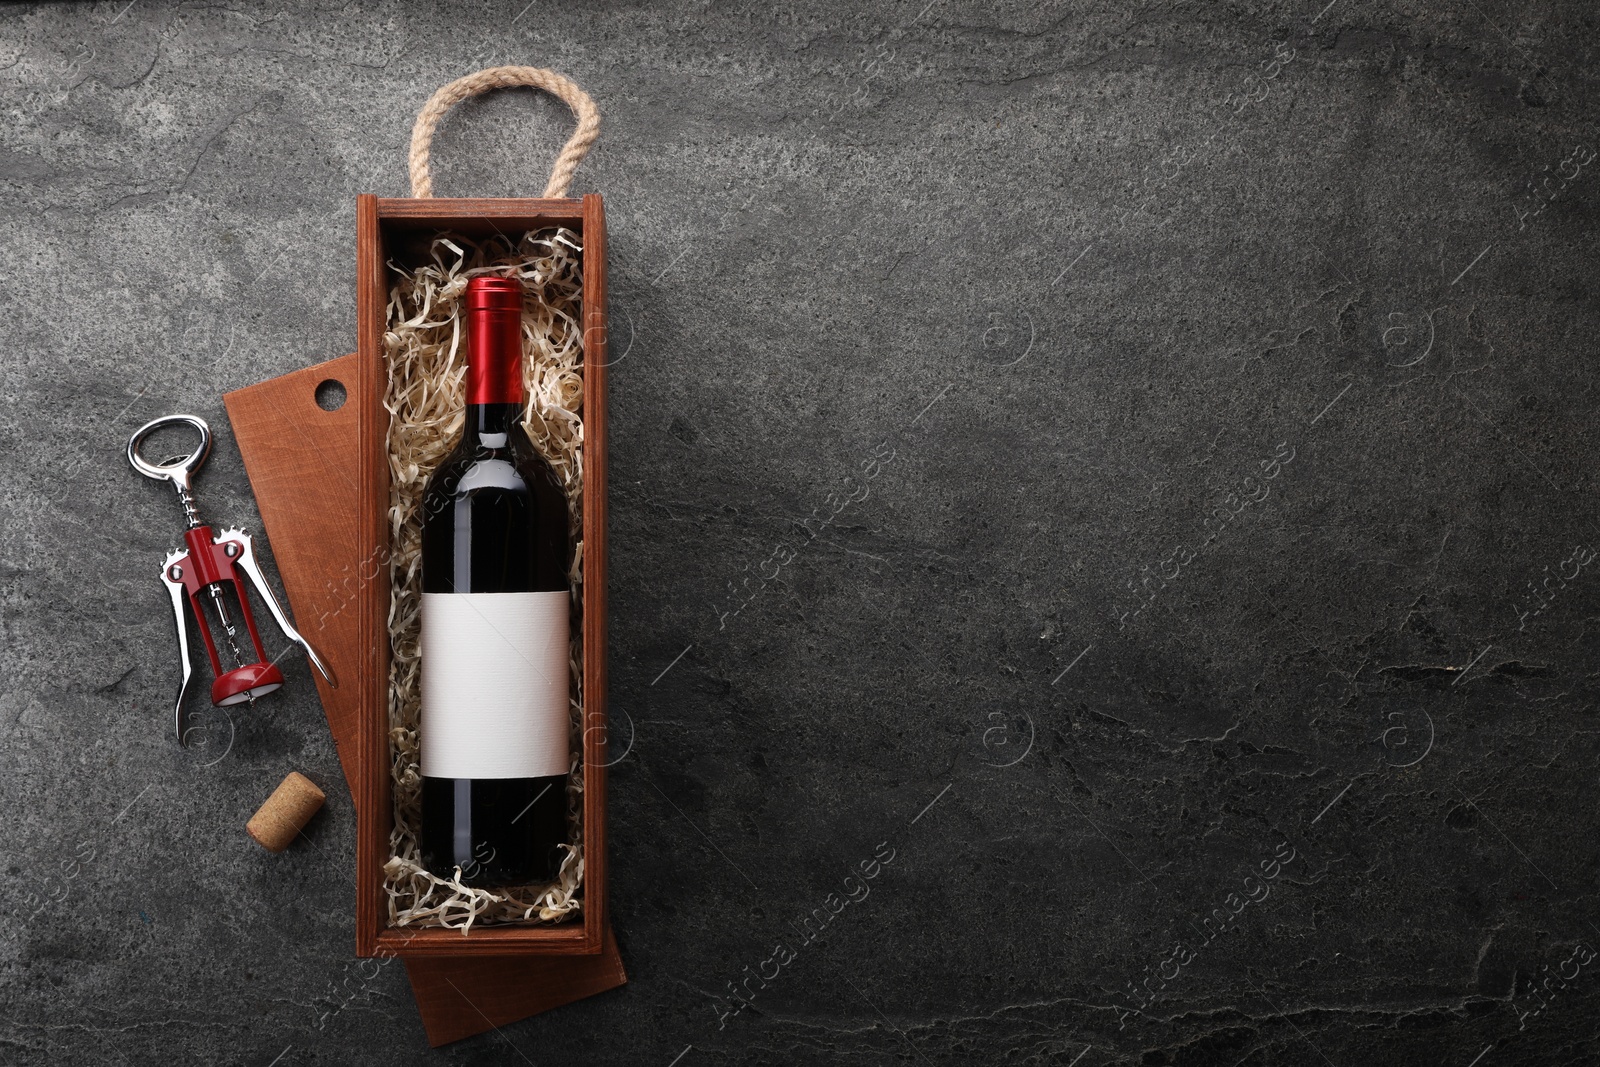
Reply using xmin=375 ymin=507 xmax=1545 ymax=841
xmin=315 ymin=378 xmax=347 ymax=412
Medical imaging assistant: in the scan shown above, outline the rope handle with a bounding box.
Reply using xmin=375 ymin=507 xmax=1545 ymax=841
xmin=408 ymin=65 xmax=600 ymax=199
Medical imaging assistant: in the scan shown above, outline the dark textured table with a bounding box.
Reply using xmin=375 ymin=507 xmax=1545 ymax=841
xmin=4 ymin=1 xmax=1598 ymax=1064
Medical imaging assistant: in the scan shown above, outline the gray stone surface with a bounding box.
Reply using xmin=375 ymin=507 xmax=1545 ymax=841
xmin=3 ymin=0 xmax=1599 ymax=1063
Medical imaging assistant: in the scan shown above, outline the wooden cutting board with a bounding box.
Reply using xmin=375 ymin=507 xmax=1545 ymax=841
xmin=224 ymin=353 xmax=626 ymax=1047
xmin=224 ymin=354 xmax=365 ymax=795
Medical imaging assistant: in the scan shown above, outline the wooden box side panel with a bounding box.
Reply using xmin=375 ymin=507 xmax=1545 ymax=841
xmin=374 ymin=196 xmax=585 ymax=228
xmin=380 ymin=925 xmax=591 ymax=959
xmin=581 ymin=193 xmax=609 ymax=954
xmin=356 ymin=192 xmax=388 ymax=959
xmin=356 ymin=195 xmax=608 ymax=958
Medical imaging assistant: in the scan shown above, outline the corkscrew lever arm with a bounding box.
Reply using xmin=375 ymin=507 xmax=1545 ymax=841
xmin=159 ymin=554 xmax=195 ymax=741
xmin=225 ymin=528 xmax=336 ymax=688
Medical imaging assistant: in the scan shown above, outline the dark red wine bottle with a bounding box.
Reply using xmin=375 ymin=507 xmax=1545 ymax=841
xmin=419 ymin=275 xmax=571 ymax=887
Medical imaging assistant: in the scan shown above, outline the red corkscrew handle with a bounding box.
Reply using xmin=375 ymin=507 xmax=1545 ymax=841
xmin=171 ymin=526 xmax=284 ymax=706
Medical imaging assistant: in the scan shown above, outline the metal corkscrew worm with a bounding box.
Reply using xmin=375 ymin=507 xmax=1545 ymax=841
xmin=126 ymin=414 xmax=334 ymax=742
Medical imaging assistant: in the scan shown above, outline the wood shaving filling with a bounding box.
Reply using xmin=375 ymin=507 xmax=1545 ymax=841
xmin=380 ymin=229 xmax=586 ymax=931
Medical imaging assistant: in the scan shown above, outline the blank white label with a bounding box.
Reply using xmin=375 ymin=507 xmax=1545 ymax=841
xmin=419 ymin=591 xmax=570 ymax=779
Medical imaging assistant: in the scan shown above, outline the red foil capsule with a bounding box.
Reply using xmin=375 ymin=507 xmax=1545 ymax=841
xmin=464 ymin=276 xmax=525 ymax=405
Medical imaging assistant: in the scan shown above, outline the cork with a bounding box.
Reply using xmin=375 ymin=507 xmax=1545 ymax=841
xmin=246 ymin=771 xmax=326 ymax=853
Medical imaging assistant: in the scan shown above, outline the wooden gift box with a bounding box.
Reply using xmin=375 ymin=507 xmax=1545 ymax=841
xmin=355 ymin=194 xmax=609 ymax=958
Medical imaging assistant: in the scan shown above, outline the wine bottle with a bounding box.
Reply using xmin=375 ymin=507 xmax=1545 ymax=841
xmin=418 ymin=275 xmax=571 ymax=888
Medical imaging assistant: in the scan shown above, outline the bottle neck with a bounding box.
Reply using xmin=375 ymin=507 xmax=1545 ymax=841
xmin=464 ymin=303 xmax=524 ymax=407
xmin=463 ymin=403 xmax=522 ymax=442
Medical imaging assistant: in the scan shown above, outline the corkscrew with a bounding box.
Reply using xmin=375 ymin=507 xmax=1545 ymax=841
xmin=126 ymin=414 xmax=334 ymax=742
